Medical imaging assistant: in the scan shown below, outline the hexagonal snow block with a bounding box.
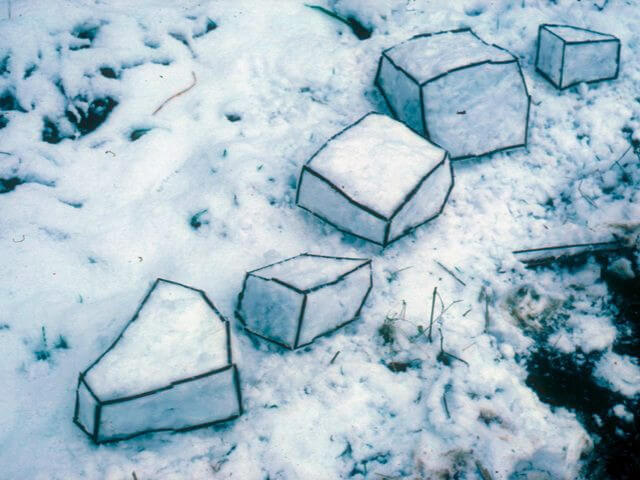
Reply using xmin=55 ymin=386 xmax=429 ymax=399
xmin=74 ymin=279 xmax=242 ymax=444
xmin=536 ymin=24 xmax=620 ymax=89
xmin=236 ymin=254 xmax=372 ymax=349
xmin=375 ymin=28 xmax=530 ymax=159
xmin=296 ymin=113 xmax=453 ymax=246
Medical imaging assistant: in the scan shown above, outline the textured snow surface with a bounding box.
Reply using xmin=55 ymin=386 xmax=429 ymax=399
xmin=594 ymin=351 xmax=640 ymax=397
xmin=307 ymin=113 xmax=445 ymax=217
xmin=385 ymin=29 xmax=514 ymax=84
xmin=1 ymin=0 xmax=639 ymax=478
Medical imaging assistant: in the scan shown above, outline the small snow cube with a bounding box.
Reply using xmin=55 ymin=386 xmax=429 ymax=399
xmin=536 ymin=24 xmax=621 ymax=89
xmin=74 ymin=279 xmax=242 ymax=444
xmin=296 ymin=113 xmax=453 ymax=246
xmin=375 ymin=28 xmax=530 ymax=159
xmin=236 ymin=254 xmax=372 ymax=349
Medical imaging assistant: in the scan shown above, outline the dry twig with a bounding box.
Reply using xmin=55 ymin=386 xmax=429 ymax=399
xmin=436 ymin=261 xmax=466 ymax=286
xmin=153 ymin=71 xmax=197 ymax=115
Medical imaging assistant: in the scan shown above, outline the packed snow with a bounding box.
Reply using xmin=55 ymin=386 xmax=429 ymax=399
xmin=377 ymin=28 xmax=530 ymax=158
xmin=238 ymin=254 xmax=372 ymax=349
xmin=297 ymin=113 xmax=452 ymax=245
xmin=0 ymin=0 xmax=639 ymax=479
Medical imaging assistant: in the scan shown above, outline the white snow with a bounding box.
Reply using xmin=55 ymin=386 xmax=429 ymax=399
xmin=0 ymin=0 xmax=638 ymax=478
xmin=594 ymin=351 xmax=640 ymax=397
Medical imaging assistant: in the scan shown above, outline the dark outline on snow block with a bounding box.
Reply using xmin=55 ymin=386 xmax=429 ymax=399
xmin=73 ymin=278 xmax=242 ymax=444
xmin=535 ymin=24 xmax=621 ymax=90
xmin=295 ymin=112 xmax=454 ymax=247
xmin=235 ymin=253 xmax=373 ymax=350
xmin=374 ymin=28 xmax=531 ymax=160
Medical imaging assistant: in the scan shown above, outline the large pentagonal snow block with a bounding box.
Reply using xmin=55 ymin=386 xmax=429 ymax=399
xmin=375 ymin=28 xmax=530 ymax=159
xmin=236 ymin=254 xmax=372 ymax=349
xmin=74 ymin=279 xmax=242 ymax=444
xmin=296 ymin=113 xmax=453 ymax=246
xmin=536 ymin=24 xmax=620 ymax=89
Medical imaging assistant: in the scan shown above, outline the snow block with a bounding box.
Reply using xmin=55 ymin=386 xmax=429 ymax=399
xmin=375 ymin=28 xmax=530 ymax=159
xmin=536 ymin=24 xmax=621 ymax=89
xmin=296 ymin=113 xmax=453 ymax=246
xmin=73 ymin=279 xmax=242 ymax=444
xmin=236 ymin=254 xmax=372 ymax=349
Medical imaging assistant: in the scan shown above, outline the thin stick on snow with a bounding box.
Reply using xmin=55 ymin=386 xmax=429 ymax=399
xmin=442 ymin=389 xmax=451 ymax=419
xmin=329 ymin=351 xmax=341 ymax=365
xmin=427 ymin=286 xmax=437 ymax=343
xmin=475 ymin=461 xmax=494 ymax=480
xmin=435 ymin=261 xmax=466 ymax=286
xmin=578 ymin=180 xmax=597 ymax=208
xmin=152 ymin=71 xmax=197 ymax=115
xmin=438 ymin=328 xmax=469 ymax=366
xmin=132 ymin=473 xmax=138 ymax=480
xmin=513 ymin=240 xmax=627 ymax=267
xmin=483 ymin=292 xmax=490 ymax=334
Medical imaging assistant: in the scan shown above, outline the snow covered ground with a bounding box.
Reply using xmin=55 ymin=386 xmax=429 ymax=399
xmin=0 ymin=0 xmax=639 ymax=478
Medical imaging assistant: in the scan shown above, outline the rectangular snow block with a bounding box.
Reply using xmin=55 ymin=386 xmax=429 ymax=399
xmin=236 ymin=254 xmax=372 ymax=349
xmin=296 ymin=113 xmax=453 ymax=246
xmin=74 ymin=278 xmax=242 ymax=443
xmin=536 ymin=24 xmax=620 ymax=89
xmin=375 ymin=28 xmax=530 ymax=159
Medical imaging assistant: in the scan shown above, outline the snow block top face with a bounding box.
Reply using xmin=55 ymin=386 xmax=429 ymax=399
xmin=84 ymin=279 xmax=230 ymax=400
xmin=384 ymin=29 xmax=515 ymax=84
xmin=543 ymin=25 xmax=617 ymax=43
xmin=306 ymin=113 xmax=446 ymax=219
xmin=250 ymin=253 xmax=370 ymax=292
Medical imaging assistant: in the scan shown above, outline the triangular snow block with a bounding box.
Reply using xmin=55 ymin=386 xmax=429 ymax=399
xmin=236 ymin=254 xmax=372 ymax=349
xmin=375 ymin=28 xmax=530 ymax=159
xmin=296 ymin=113 xmax=453 ymax=246
xmin=74 ymin=279 xmax=242 ymax=444
xmin=536 ymin=24 xmax=620 ymax=89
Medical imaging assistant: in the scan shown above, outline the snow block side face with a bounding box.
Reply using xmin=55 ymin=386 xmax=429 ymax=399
xmin=562 ymin=40 xmax=619 ymax=88
xmin=74 ymin=377 xmax=99 ymax=439
xmin=239 ymin=275 xmax=303 ymax=348
xmin=536 ymin=27 xmax=564 ymax=87
xmin=423 ymin=61 xmax=528 ymax=158
xmin=536 ymin=24 xmax=621 ymax=89
xmin=375 ymin=55 xmax=423 ymax=133
xmin=297 ymin=166 xmax=388 ymax=245
xmin=97 ymin=366 xmax=241 ymax=443
xmin=388 ymin=156 xmax=453 ymax=243
xmin=297 ymin=261 xmax=372 ymax=347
